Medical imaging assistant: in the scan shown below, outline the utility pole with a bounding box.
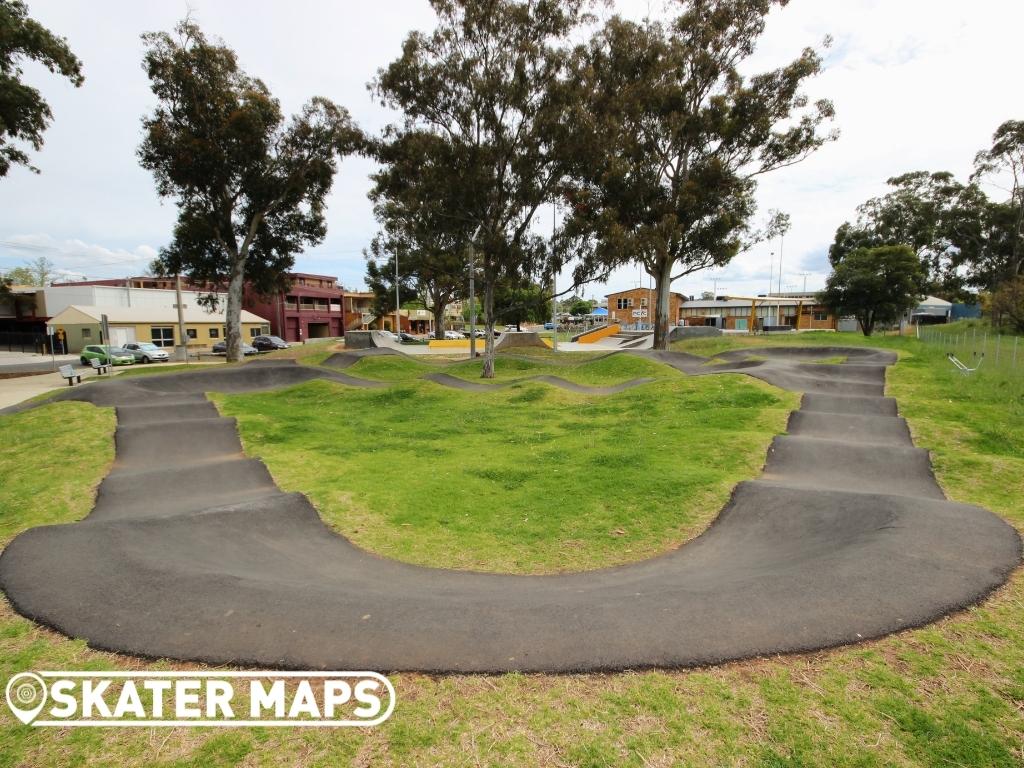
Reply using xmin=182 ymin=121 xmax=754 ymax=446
xmin=798 ymin=272 xmax=810 ymax=293
xmin=174 ymin=274 xmax=188 ymax=364
xmin=394 ymin=247 xmax=400 ymax=338
xmin=468 ymin=244 xmax=476 ymax=358
xmin=777 ymin=232 xmax=785 ymax=297
xmin=551 ymin=201 xmax=558 ymax=352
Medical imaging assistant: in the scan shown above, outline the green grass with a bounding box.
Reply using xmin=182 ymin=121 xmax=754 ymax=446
xmin=215 ymin=358 xmax=792 ymax=573
xmin=2 ymin=334 xmax=1023 ymax=766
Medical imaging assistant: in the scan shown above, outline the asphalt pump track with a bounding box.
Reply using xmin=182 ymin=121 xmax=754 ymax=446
xmin=0 ymin=349 xmax=1019 ymax=672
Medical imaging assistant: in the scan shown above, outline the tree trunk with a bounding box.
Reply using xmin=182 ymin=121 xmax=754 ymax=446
xmin=859 ymin=311 xmax=874 ymax=337
xmin=652 ymin=258 xmax=673 ymax=350
xmin=432 ymin=304 xmax=446 ymax=341
xmin=225 ymin=259 xmax=246 ymax=362
xmin=481 ymin=279 xmax=496 ymax=379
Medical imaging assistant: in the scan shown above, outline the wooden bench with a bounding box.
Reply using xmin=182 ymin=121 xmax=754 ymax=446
xmin=58 ymin=364 xmax=82 ymax=386
xmin=88 ymin=358 xmax=110 ymax=375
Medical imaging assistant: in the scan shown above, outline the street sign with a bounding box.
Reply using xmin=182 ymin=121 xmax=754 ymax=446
xmin=631 ymin=309 xmax=648 ymax=318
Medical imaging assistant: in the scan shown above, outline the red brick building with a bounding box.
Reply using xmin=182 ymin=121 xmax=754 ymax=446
xmin=243 ymin=273 xmax=344 ymax=342
xmin=606 ymin=288 xmax=686 ymax=327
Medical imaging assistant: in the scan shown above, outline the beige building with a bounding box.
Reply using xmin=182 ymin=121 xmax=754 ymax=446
xmin=47 ymin=305 xmax=270 ymax=353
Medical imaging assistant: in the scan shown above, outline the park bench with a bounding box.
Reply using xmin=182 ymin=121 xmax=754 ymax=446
xmin=88 ymin=358 xmax=110 ymax=375
xmin=58 ymin=364 xmax=82 ymax=386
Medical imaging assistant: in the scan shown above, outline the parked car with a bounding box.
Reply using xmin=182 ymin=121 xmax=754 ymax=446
xmin=399 ymin=332 xmax=420 ymax=343
xmin=464 ymin=329 xmax=486 ymax=338
xmin=252 ymin=335 xmax=289 ymax=352
xmin=377 ymin=330 xmax=399 ymax=340
xmin=123 ymin=341 xmax=170 ymax=363
xmin=211 ymin=340 xmax=258 ymax=356
xmin=543 ymin=322 xmax=555 ymax=330
xmin=444 ymin=330 xmax=465 ymax=340
xmin=80 ymin=345 xmax=135 ymax=366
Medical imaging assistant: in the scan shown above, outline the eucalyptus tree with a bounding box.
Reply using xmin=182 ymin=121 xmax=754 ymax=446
xmin=563 ymin=0 xmax=836 ymax=349
xmin=373 ymin=0 xmax=589 ymax=377
xmin=972 ymin=120 xmax=1024 ymax=285
xmin=366 ymin=130 xmax=470 ymax=338
xmin=819 ymin=245 xmax=925 ymax=337
xmin=0 ymin=0 xmax=83 ymax=177
xmin=138 ymin=19 xmax=361 ymax=361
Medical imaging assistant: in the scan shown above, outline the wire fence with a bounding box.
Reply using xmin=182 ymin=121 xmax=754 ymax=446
xmin=918 ymin=325 xmax=1023 ymax=377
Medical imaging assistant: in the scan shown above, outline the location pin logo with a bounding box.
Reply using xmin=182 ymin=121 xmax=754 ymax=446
xmin=5 ymin=672 xmax=48 ymax=725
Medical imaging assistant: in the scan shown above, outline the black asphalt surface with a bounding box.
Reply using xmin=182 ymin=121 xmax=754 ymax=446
xmin=0 ymin=350 xmax=1019 ymax=673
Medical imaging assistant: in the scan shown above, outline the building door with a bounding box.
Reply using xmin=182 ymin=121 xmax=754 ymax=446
xmin=109 ymin=326 xmax=136 ymax=347
xmin=285 ymin=317 xmax=300 ymax=342
xmin=307 ymin=322 xmax=329 ymax=339
xmin=735 ymin=318 xmax=747 ymax=331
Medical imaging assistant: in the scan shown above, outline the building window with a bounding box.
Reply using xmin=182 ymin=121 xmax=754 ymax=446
xmin=615 ymin=298 xmax=634 ymax=309
xmin=814 ymin=311 xmax=829 ymax=321
xmin=300 ymin=297 xmax=315 ymax=310
xmin=186 ymin=328 xmax=197 ymax=340
xmin=640 ymin=297 xmax=648 ymax=307
xmin=249 ymin=327 xmax=259 ymax=338
xmin=284 ymin=296 xmax=298 ymax=310
xmin=151 ymin=326 xmax=174 ymax=347
xmin=81 ymin=328 xmax=92 ymax=339
xmin=330 ymin=298 xmax=341 ymax=311
xmin=209 ymin=327 xmax=219 ymax=338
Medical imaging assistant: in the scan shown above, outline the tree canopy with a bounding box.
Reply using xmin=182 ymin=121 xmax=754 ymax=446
xmin=3 ymin=255 xmax=56 ymax=285
xmin=830 ymin=122 xmax=1024 ymax=302
xmin=819 ymin=245 xmax=925 ymax=336
xmin=372 ymin=0 xmax=587 ymax=376
xmin=561 ymin=0 xmax=836 ymax=349
xmin=366 ymin=129 xmax=472 ymax=337
xmin=0 ymin=0 xmax=83 ymax=177
xmin=139 ymin=18 xmax=361 ymax=360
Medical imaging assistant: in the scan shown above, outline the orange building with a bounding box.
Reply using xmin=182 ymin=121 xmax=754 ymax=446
xmin=606 ymin=288 xmax=686 ymax=327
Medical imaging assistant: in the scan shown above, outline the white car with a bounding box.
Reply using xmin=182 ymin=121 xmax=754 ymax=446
xmin=444 ymin=330 xmax=465 ymax=340
xmin=377 ymin=330 xmax=399 ymax=340
xmin=123 ymin=342 xmax=170 ymax=363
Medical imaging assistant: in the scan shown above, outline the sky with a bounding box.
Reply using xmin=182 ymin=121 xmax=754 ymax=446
xmin=1 ymin=0 xmax=1022 ymax=302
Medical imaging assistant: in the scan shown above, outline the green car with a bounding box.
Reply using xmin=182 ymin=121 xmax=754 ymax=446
xmin=80 ymin=344 xmax=136 ymax=366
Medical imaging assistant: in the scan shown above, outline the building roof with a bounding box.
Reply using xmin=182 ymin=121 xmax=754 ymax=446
xmin=917 ymin=295 xmax=952 ymax=307
xmin=605 ymin=288 xmax=685 ymax=299
xmin=48 ymin=304 xmax=269 ymax=325
xmin=683 ymin=296 xmax=824 ymax=309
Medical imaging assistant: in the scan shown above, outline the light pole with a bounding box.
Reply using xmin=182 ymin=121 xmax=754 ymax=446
xmin=467 ymin=244 xmax=476 ymax=358
xmin=551 ymin=201 xmax=558 ymax=352
xmin=394 ymin=247 xmax=400 ymax=338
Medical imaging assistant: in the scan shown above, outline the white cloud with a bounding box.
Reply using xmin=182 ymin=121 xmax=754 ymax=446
xmin=0 ymin=234 xmax=157 ymax=280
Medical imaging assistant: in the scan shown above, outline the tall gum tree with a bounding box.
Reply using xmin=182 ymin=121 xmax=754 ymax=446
xmin=372 ymin=0 xmax=588 ymax=377
xmin=563 ymin=0 xmax=836 ymax=349
xmin=0 ymin=0 xmax=83 ymax=177
xmin=972 ymin=120 xmax=1024 ymax=285
xmin=366 ymin=130 xmax=471 ymax=338
xmin=138 ymin=19 xmax=361 ymax=361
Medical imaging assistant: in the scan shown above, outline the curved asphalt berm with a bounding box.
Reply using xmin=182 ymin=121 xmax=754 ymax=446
xmin=0 ymin=351 xmax=1019 ymax=672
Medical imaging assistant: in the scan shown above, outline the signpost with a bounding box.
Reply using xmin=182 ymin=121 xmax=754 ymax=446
xmin=46 ymin=325 xmax=55 ymax=370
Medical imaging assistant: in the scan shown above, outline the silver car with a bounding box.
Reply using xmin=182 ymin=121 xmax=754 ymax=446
xmin=123 ymin=342 xmax=170 ymax=363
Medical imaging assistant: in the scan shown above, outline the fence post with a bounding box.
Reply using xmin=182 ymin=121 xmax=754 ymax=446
xmin=1014 ymin=336 xmax=1019 ymax=369
xmin=995 ymin=334 xmax=1000 ymax=365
